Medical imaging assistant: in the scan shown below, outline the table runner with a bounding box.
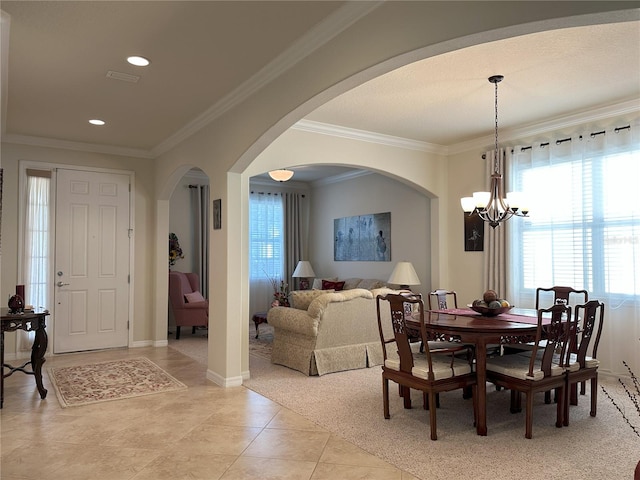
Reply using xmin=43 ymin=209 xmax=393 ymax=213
xmin=433 ymin=308 xmax=540 ymax=325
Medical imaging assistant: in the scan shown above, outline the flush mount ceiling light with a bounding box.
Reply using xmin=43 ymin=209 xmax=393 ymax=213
xmin=460 ymin=75 xmax=529 ymax=229
xmin=268 ymin=169 xmax=294 ymax=182
xmin=88 ymin=119 xmax=105 ymax=126
xmin=127 ymin=55 xmax=150 ymax=67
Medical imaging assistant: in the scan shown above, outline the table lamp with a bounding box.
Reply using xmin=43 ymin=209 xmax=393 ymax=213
xmin=292 ymin=261 xmax=316 ymax=290
xmin=388 ymin=261 xmax=420 ymax=290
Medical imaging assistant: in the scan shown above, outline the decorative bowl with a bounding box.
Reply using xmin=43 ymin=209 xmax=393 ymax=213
xmin=468 ymin=304 xmax=514 ymax=316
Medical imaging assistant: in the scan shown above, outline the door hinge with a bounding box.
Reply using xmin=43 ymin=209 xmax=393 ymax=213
xmin=127 ymin=321 xmax=130 ymax=330
xmin=128 ymin=274 xmax=130 ymax=284
xmin=127 ymin=228 xmax=133 ymax=238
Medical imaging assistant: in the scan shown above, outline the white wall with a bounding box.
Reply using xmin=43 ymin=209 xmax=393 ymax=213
xmin=309 ymin=172 xmax=431 ymax=297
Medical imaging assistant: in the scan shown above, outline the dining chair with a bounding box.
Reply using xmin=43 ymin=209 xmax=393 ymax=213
xmin=376 ymin=292 xmax=477 ymax=440
xmin=564 ymin=300 xmax=604 ymax=426
xmin=535 ymin=286 xmax=588 ymax=310
xmin=485 ymin=303 xmax=574 ymax=439
xmin=428 ymin=289 xmax=458 ymax=310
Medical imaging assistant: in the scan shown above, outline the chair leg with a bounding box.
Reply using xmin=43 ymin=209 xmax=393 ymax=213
xmin=570 ymin=381 xmax=579 ymax=406
xmin=383 ymin=378 xmax=390 ymax=419
xmin=402 ymin=386 xmax=412 ymax=409
xmin=192 ymin=326 xmax=197 ymax=334
xmin=563 ymin=382 xmax=570 ymax=427
xmin=556 ymin=386 xmax=565 ymax=429
xmin=428 ymin=391 xmax=438 ymax=440
xmin=176 ymin=326 xmax=181 ymax=340
xmin=525 ymin=392 xmax=534 ymax=439
xmin=544 ymin=390 xmax=552 ymax=404
xmin=590 ymin=376 xmax=598 ymax=417
xmin=510 ymin=390 xmax=522 ymax=413
xmin=462 ymin=385 xmax=472 ymax=399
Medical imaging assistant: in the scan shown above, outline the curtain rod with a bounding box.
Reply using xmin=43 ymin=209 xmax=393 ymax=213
xmin=250 ymin=191 xmax=305 ymax=197
xmin=482 ymin=124 xmax=632 ymax=157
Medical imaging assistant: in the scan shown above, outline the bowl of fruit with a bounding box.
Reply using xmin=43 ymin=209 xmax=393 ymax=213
xmin=468 ymin=290 xmax=513 ymax=316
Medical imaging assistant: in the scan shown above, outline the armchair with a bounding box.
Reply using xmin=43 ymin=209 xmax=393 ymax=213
xmin=168 ymin=271 xmax=208 ymax=339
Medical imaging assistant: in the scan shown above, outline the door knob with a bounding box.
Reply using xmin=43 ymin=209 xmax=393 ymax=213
xmin=57 ymin=281 xmax=70 ymax=287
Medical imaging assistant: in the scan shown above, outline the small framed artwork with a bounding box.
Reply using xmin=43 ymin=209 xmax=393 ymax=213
xmin=213 ymin=198 xmax=222 ymax=230
xmin=464 ymin=211 xmax=484 ymax=252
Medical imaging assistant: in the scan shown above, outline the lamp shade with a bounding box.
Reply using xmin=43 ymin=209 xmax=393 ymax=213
xmin=268 ymin=169 xmax=294 ymax=182
xmin=388 ymin=261 xmax=420 ymax=287
xmin=292 ymin=261 xmax=315 ymax=278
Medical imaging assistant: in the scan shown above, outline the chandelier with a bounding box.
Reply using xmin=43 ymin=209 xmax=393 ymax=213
xmin=460 ymin=75 xmax=528 ymax=228
xmin=268 ymin=169 xmax=294 ymax=182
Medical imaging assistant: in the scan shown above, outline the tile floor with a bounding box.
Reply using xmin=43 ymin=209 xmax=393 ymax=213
xmin=1 ymin=345 xmax=418 ymax=480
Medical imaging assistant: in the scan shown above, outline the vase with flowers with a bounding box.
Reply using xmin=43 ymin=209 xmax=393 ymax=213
xmin=268 ymin=277 xmax=290 ymax=308
xmin=169 ymin=232 xmax=184 ymax=269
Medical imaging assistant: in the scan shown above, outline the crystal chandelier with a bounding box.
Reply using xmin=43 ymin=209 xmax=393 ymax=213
xmin=460 ymin=75 xmax=528 ymax=228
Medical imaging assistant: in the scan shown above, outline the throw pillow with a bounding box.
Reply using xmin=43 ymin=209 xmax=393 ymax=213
xmin=322 ymin=279 xmax=345 ymax=291
xmin=312 ymin=277 xmax=338 ymax=290
xmin=184 ymin=291 xmax=205 ymax=303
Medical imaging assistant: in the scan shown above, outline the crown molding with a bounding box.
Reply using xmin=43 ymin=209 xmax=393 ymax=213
xmin=310 ymin=168 xmax=371 ymax=187
xmin=1 ymin=133 xmax=154 ymax=159
xmin=152 ymin=1 xmax=383 ymax=157
xmin=293 ymin=119 xmax=448 ymax=154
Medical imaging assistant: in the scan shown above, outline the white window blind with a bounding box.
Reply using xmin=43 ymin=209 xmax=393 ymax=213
xmin=249 ymin=192 xmax=284 ymax=280
xmin=510 ymin=132 xmax=639 ymax=299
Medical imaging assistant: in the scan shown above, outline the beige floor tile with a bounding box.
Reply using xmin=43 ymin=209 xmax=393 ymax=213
xmin=242 ymin=428 xmax=330 ymax=462
xmin=0 ymin=345 xmax=416 ymax=480
xmin=129 ymin=450 xmax=237 ymax=480
xmin=319 ymin=434 xmax=395 ymax=469
xmin=265 ymin=408 xmax=328 ymax=432
xmin=220 ymin=456 xmax=317 ymax=480
xmin=311 ymin=462 xmax=403 ymax=480
xmin=179 ymin=423 xmax=263 ymax=455
xmin=201 ymin=401 xmax=282 ymax=428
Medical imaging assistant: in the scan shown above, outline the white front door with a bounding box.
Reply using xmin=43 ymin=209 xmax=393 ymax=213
xmin=54 ymin=168 xmax=131 ymax=353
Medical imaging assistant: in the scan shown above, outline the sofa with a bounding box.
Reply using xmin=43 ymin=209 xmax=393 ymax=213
xmin=267 ymin=281 xmax=397 ymax=376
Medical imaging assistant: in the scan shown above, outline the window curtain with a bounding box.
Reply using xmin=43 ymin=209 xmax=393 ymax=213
xmin=190 ymin=185 xmax=209 ymax=297
xmin=508 ymin=123 xmax=640 ymax=378
xmin=20 ymin=174 xmax=50 ymax=352
xmin=283 ymin=192 xmax=305 ymax=290
xmin=249 ymin=192 xmax=284 ymax=317
xmin=483 ymin=148 xmax=508 ymax=297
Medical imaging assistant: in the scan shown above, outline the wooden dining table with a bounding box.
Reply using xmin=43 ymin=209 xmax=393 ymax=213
xmin=410 ymin=307 xmax=542 ymax=436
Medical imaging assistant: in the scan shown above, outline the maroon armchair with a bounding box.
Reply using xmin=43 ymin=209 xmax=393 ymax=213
xmin=168 ymin=271 xmax=208 ymax=339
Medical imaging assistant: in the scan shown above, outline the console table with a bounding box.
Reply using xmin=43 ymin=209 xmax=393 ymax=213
xmin=1 ymin=308 xmax=49 ymax=408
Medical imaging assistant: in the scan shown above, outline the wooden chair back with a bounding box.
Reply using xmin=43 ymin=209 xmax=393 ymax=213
xmin=529 ymin=303 xmax=574 ymax=378
xmin=573 ymin=300 xmax=604 ymax=367
xmin=535 ymin=286 xmax=588 ymax=310
xmin=428 ymin=289 xmax=458 ymax=310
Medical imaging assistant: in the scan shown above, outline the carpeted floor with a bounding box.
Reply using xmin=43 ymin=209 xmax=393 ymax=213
xmin=47 ymin=357 xmax=187 ymax=408
xmin=168 ymin=324 xmax=639 ymax=480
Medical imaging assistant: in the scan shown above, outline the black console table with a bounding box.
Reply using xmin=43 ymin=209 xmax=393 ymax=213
xmin=1 ymin=308 xmax=49 ymax=408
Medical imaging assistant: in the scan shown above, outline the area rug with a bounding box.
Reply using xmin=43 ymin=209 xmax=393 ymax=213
xmin=48 ymin=357 xmax=187 ymax=408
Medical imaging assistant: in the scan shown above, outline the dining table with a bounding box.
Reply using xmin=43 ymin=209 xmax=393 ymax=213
xmin=411 ymin=307 xmax=544 ymax=436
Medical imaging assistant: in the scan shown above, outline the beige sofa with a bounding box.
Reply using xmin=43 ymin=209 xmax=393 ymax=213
xmin=267 ymin=286 xmax=396 ymax=376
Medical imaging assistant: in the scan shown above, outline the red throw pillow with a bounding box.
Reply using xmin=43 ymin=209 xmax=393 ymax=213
xmin=322 ymin=280 xmax=345 ymax=291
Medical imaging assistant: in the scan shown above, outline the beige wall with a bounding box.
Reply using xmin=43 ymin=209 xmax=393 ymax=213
xmin=309 ymin=172 xmax=432 ymax=298
xmin=0 ymin=142 xmax=155 ymax=355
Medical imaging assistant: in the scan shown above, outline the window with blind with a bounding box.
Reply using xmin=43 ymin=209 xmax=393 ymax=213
xmin=249 ymin=192 xmax=284 ymax=280
xmin=509 ymin=130 xmax=640 ymax=301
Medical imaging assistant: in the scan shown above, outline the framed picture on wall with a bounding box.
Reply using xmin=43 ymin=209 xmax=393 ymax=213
xmin=213 ymin=198 xmax=222 ymax=230
xmin=464 ymin=211 xmax=484 ymax=252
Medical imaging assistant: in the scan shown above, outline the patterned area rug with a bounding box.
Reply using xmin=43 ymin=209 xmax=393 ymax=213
xmin=47 ymin=357 xmax=187 ymax=408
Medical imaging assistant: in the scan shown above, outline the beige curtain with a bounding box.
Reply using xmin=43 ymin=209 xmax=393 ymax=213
xmin=482 ymin=148 xmax=509 ymax=298
xmin=190 ymin=185 xmax=209 ymax=297
xmin=283 ymin=192 xmax=305 ymax=290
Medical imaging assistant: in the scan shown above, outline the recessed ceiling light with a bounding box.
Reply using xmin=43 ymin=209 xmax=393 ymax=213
xmin=89 ymin=119 xmax=105 ymax=126
xmin=127 ymin=56 xmax=150 ymax=67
